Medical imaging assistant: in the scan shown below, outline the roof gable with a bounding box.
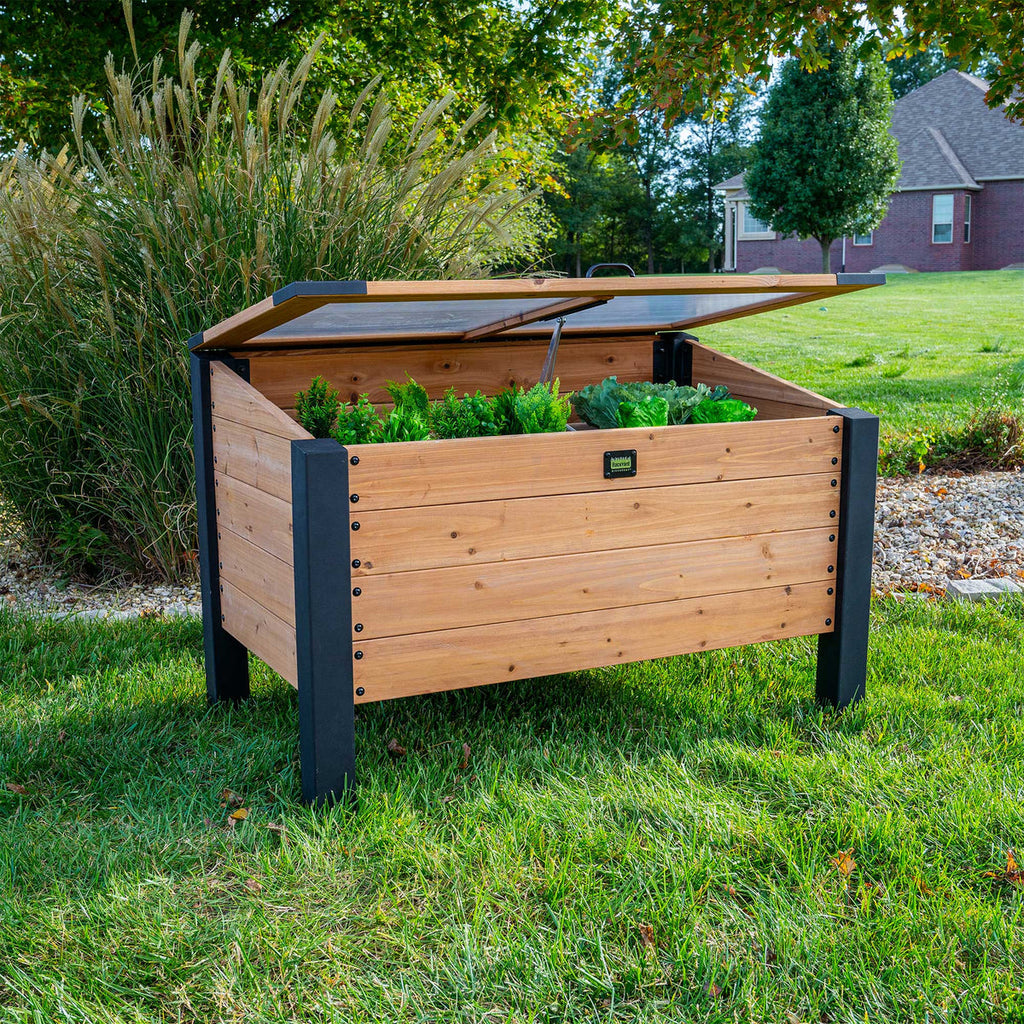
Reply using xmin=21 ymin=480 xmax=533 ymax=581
xmin=891 ymin=71 xmax=1023 ymax=185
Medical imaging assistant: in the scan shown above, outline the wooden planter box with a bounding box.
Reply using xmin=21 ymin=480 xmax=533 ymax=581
xmin=190 ymin=275 xmax=881 ymax=803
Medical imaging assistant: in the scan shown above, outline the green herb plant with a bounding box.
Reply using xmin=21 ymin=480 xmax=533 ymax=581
xmin=494 ymin=380 xmax=572 ymax=435
xmin=429 ymin=389 xmax=499 ymax=439
xmin=295 ymin=376 xmax=341 ymax=439
xmin=333 ymin=395 xmax=384 ymax=446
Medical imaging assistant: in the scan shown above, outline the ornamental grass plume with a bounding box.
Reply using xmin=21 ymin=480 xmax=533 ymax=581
xmin=0 ymin=13 xmax=542 ymax=579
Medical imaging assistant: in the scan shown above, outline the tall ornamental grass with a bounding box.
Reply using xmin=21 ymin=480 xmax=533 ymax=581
xmin=0 ymin=17 xmax=542 ymax=580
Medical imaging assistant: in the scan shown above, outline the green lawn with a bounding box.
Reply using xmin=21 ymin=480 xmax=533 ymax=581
xmin=699 ymin=270 xmax=1024 ymax=442
xmin=2 ymin=601 xmax=1023 ymax=1022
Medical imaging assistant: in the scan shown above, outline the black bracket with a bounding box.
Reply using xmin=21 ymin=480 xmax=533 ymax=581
xmin=653 ymin=332 xmax=695 ymax=385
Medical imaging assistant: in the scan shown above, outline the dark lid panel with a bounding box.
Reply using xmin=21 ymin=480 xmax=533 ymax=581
xmin=190 ymin=274 xmax=884 ymax=351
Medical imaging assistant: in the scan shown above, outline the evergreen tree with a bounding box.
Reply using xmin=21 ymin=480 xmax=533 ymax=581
xmin=745 ymin=41 xmax=900 ymax=272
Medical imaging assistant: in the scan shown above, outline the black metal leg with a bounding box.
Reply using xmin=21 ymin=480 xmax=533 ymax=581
xmin=292 ymin=439 xmax=356 ymax=805
xmin=816 ymin=407 xmax=879 ymax=707
xmin=191 ymin=352 xmax=249 ymax=702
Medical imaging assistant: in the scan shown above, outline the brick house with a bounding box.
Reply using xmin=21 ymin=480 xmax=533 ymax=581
xmin=716 ymin=71 xmax=1024 ymax=273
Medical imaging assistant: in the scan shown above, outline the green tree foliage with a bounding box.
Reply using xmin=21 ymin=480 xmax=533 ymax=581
xmin=604 ymin=2 xmax=1023 ymax=134
xmin=0 ymin=1 xmax=613 ymax=156
xmin=745 ymin=43 xmax=900 ymax=273
xmin=0 ymin=0 xmax=335 ymax=153
xmin=674 ymin=94 xmax=756 ymax=271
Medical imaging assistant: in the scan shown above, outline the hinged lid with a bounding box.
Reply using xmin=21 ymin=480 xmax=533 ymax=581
xmin=190 ymin=273 xmax=884 ymax=352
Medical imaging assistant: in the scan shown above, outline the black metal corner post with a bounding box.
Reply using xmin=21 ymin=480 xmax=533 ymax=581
xmin=816 ymin=407 xmax=880 ymax=708
xmin=191 ymin=349 xmax=250 ymax=702
xmin=291 ymin=439 xmax=356 ymax=806
xmin=652 ymin=332 xmax=695 ymax=385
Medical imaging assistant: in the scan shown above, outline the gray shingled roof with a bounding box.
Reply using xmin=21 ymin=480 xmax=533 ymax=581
xmin=891 ymin=71 xmax=1023 ymax=187
xmin=714 ymin=69 xmax=1023 ymax=194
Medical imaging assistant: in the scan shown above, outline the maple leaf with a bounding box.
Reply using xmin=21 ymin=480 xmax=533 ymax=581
xmin=831 ymin=849 xmax=856 ymax=879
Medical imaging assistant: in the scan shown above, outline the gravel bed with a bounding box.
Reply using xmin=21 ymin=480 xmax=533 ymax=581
xmin=1 ymin=470 xmax=1021 ymax=619
xmin=873 ymin=469 xmax=1023 ymax=596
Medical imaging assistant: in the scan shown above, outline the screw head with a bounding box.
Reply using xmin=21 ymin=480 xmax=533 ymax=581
xmin=828 ymin=565 xmax=835 ymax=573
xmin=354 ymin=651 xmax=363 ymax=660
xmin=351 ymin=521 xmax=360 ymax=531
xmin=352 ymin=587 xmax=361 ymax=596
xmin=354 ymin=623 xmax=363 ymax=633
xmin=356 ymin=686 xmax=365 ymax=696
xmin=833 ymin=425 xmax=840 ymax=433
xmin=829 ymin=534 xmax=836 ymax=542
xmin=350 ymin=455 xmax=360 ymax=465
xmin=825 ymin=617 xmax=832 ymax=626
xmin=827 ymin=587 xmax=834 ymax=595
xmin=831 ymin=457 xmax=838 ymax=465
xmin=352 ymin=559 xmax=361 ymax=568
xmin=831 ymin=479 xmax=838 ymax=487
xmin=830 ymin=510 xmax=837 ymax=518
xmin=350 ymin=494 xmax=359 ymax=504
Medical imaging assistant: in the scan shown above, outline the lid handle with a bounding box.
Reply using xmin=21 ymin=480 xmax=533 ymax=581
xmin=585 ymin=263 xmax=636 ymax=278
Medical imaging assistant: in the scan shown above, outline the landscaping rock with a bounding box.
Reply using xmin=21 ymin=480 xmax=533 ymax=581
xmin=945 ymin=577 xmax=1022 ymax=602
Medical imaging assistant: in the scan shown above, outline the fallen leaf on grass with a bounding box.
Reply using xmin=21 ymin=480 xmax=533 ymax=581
xmin=983 ymin=849 xmax=1023 ymax=886
xmin=245 ymin=878 xmax=263 ymax=893
xmin=637 ymin=922 xmax=656 ymax=951
xmin=386 ymin=738 xmax=406 ymax=759
xmin=220 ymin=789 xmax=244 ymax=808
xmin=458 ymin=743 xmax=471 ymax=771
xmin=831 ymin=849 xmax=856 ymax=880
xmin=5 ymin=783 xmax=27 ymax=795
xmin=705 ymin=982 xmax=722 ymax=998
xmin=57 ymin=730 xmax=67 ymax=744
xmin=229 ymin=807 xmax=249 ymax=821
xmin=265 ymin=822 xmax=287 ymax=835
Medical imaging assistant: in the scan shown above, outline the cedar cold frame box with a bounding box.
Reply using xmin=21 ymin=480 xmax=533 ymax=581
xmin=190 ymin=274 xmax=882 ymax=803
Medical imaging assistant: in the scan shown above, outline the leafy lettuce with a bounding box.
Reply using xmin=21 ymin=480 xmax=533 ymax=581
xmin=571 ymin=377 xmax=740 ymax=429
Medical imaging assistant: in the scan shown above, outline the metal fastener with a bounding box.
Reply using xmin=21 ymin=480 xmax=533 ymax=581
xmin=829 ymin=534 xmax=835 ymax=542
xmin=354 ymin=623 xmax=363 ymax=633
xmin=831 ymin=457 xmax=838 ymax=465
xmin=825 ymin=617 xmax=832 ymax=626
xmin=831 ymin=479 xmax=837 ymax=487
xmin=352 ymin=559 xmax=361 ymax=568
xmin=354 ymin=651 xmax=363 ymax=660
xmin=351 ymin=521 xmax=360 ymax=531
xmin=833 ymin=425 xmax=840 ymax=433
xmin=830 ymin=510 xmax=836 ymax=518
xmin=350 ymin=494 xmax=359 ymax=503
xmin=350 ymin=455 xmax=360 ymax=465
xmin=828 ymin=565 xmax=835 ymax=573
xmin=356 ymin=686 xmax=365 ymax=696
xmin=827 ymin=587 xmax=834 ymax=595
xmin=352 ymin=587 xmax=361 ymax=596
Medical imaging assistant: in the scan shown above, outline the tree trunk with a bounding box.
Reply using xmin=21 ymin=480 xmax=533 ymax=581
xmin=819 ymin=238 xmax=833 ymax=273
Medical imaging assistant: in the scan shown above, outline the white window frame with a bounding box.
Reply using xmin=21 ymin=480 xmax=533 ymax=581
xmin=963 ymin=193 xmax=972 ymax=243
xmin=852 ymin=230 xmax=873 ymax=246
xmin=737 ymin=202 xmax=775 ymax=240
xmin=932 ymin=194 xmax=954 ymax=244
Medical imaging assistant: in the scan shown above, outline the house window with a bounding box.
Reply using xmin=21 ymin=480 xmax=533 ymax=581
xmin=852 ymin=230 xmax=873 ymax=246
xmin=932 ymin=194 xmax=954 ymax=244
xmin=738 ymin=203 xmax=774 ymax=239
xmin=963 ymin=194 xmax=972 ymax=243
